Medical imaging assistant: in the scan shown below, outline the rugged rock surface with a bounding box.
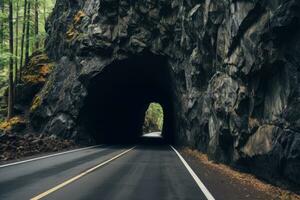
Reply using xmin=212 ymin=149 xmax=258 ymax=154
xmin=30 ymin=0 xmax=300 ymax=186
xmin=16 ymin=51 xmax=54 ymax=109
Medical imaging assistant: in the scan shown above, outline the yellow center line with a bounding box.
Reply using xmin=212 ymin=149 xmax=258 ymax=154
xmin=30 ymin=146 xmax=136 ymax=200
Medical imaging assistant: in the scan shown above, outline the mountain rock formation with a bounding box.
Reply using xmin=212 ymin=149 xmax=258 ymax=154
xmin=29 ymin=0 xmax=300 ymax=186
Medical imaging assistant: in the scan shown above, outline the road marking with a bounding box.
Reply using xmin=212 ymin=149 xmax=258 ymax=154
xmin=30 ymin=146 xmax=136 ymax=200
xmin=170 ymin=145 xmax=215 ymax=200
xmin=0 ymin=145 xmax=103 ymax=168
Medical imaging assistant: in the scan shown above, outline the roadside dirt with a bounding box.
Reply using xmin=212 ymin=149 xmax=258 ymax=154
xmin=0 ymin=133 xmax=80 ymax=163
xmin=181 ymin=148 xmax=300 ymax=200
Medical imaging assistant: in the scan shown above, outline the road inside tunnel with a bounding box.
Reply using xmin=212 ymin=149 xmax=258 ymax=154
xmin=79 ymin=53 xmax=176 ymax=144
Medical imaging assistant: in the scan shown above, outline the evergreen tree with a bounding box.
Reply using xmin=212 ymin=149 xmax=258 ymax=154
xmin=7 ymin=0 xmax=13 ymax=119
xmin=0 ymin=0 xmax=56 ymax=120
xmin=34 ymin=0 xmax=38 ymax=50
xmin=19 ymin=0 xmax=27 ymax=78
xmin=24 ymin=0 xmax=30 ymax=64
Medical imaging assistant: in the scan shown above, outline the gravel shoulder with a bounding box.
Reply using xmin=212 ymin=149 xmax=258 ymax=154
xmin=180 ymin=148 xmax=300 ymax=200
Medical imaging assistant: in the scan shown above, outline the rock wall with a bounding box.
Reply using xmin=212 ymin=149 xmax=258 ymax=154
xmin=31 ymin=0 xmax=300 ymax=186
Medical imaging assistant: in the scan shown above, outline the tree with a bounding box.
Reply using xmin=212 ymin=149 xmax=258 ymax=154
xmin=0 ymin=0 xmax=56 ymax=120
xmin=0 ymin=0 xmax=6 ymax=68
xmin=43 ymin=0 xmax=46 ymax=24
xmin=24 ymin=0 xmax=30 ymax=64
xmin=19 ymin=0 xmax=27 ymax=80
xmin=0 ymin=0 xmax=4 ymax=55
xmin=7 ymin=0 xmax=14 ymax=119
xmin=14 ymin=0 xmax=19 ymax=82
xmin=34 ymin=0 xmax=38 ymax=50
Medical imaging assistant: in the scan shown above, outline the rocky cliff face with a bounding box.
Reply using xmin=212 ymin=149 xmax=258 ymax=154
xmin=30 ymin=0 xmax=300 ymax=186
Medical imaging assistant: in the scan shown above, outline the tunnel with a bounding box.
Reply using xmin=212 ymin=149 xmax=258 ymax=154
xmin=79 ymin=53 xmax=176 ymax=144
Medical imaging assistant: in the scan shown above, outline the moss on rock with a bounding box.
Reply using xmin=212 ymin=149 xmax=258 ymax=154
xmin=74 ymin=10 xmax=85 ymax=24
xmin=21 ymin=51 xmax=54 ymax=85
xmin=0 ymin=116 xmax=26 ymax=133
xmin=66 ymin=26 xmax=79 ymax=41
xmin=30 ymin=96 xmax=42 ymax=112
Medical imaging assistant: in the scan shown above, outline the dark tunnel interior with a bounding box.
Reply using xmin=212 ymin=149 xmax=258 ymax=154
xmin=79 ymin=53 xmax=176 ymax=144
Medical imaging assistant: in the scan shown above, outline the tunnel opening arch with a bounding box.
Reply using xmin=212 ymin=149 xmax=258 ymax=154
xmin=78 ymin=52 xmax=177 ymax=144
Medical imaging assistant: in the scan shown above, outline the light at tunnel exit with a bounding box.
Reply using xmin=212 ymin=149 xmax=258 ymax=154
xmin=143 ymin=103 xmax=164 ymax=137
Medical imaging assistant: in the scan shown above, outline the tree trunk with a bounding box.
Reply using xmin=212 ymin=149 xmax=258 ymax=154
xmin=34 ymin=0 xmax=39 ymax=50
xmin=15 ymin=0 xmax=19 ymax=83
xmin=0 ymin=0 xmax=4 ymax=60
xmin=25 ymin=0 xmax=31 ymax=64
xmin=44 ymin=0 xmax=46 ymax=24
xmin=7 ymin=0 xmax=14 ymax=119
xmin=19 ymin=0 xmax=27 ymax=80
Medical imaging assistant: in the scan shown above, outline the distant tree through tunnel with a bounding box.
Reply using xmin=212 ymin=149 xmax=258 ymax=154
xmin=79 ymin=53 xmax=176 ymax=144
xmin=143 ymin=103 xmax=164 ymax=134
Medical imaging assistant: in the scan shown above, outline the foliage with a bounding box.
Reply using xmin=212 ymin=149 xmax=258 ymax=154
xmin=143 ymin=103 xmax=164 ymax=133
xmin=0 ymin=0 xmax=56 ymax=77
xmin=0 ymin=52 xmax=10 ymax=68
xmin=0 ymin=67 xmax=8 ymax=95
xmin=0 ymin=0 xmax=56 ymax=120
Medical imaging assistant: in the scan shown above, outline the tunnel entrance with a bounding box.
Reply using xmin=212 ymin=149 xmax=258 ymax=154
xmin=79 ymin=53 xmax=176 ymax=144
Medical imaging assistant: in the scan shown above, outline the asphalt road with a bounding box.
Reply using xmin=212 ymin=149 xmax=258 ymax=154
xmin=0 ymin=134 xmax=212 ymax=200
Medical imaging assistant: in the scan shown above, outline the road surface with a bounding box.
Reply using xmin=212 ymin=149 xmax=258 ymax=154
xmin=0 ymin=136 xmax=213 ymax=200
xmin=0 ymin=133 xmax=272 ymax=200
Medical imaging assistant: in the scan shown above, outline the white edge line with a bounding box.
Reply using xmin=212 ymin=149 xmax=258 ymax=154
xmin=30 ymin=146 xmax=136 ymax=200
xmin=170 ymin=145 xmax=215 ymax=200
xmin=0 ymin=145 xmax=103 ymax=168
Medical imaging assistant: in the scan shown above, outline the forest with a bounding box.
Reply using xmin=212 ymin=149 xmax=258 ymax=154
xmin=0 ymin=0 xmax=55 ymax=121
